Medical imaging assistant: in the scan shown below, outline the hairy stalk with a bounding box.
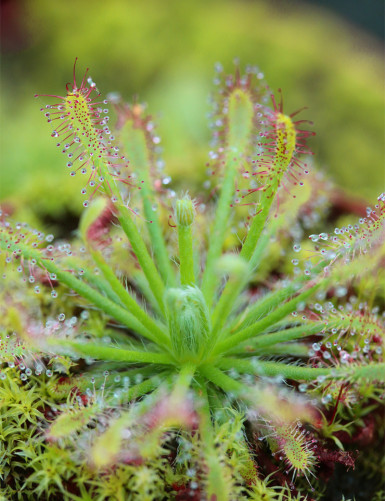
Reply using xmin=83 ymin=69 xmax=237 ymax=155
xmin=51 ymin=340 xmax=175 ymax=366
xmin=118 ymin=111 xmax=176 ymax=286
xmin=218 ymin=358 xmax=385 ymax=381
xmin=176 ymin=198 xmax=196 ymax=286
xmin=118 ymin=207 xmax=166 ymax=313
xmin=224 ymin=322 xmax=327 ymax=355
xmin=213 ymin=283 xmax=319 ymax=354
xmin=202 ymin=86 xmax=255 ymax=306
xmin=87 ymin=248 xmax=168 ymax=336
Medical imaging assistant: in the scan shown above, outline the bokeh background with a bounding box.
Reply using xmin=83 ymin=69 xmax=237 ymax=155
xmin=1 ymin=0 xmax=384 ymax=225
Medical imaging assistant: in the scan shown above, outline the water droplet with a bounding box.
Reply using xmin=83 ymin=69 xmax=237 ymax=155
xmin=293 ymin=244 xmax=301 ymax=252
xmin=46 ymin=370 xmax=53 ymax=377
xmin=321 ymin=394 xmax=332 ymax=404
xmin=335 ymin=286 xmax=347 ymax=297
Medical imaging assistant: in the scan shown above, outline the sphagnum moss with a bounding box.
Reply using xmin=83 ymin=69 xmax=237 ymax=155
xmin=0 ymin=61 xmax=384 ymax=500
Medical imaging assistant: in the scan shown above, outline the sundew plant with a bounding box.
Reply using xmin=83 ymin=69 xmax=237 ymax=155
xmin=1 ymin=61 xmax=384 ymax=500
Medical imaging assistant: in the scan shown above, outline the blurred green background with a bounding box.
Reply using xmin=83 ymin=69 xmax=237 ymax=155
xmin=1 ymin=0 xmax=384 ymax=223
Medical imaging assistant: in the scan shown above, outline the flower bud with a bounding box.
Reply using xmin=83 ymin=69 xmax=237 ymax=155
xmin=176 ymin=197 xmax=195 ymax=227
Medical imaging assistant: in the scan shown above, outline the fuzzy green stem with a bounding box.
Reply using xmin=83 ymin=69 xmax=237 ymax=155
xmin=256 ymin=343 xmax=309 ymax=357
xmin=240 ymin=194 xmax=275 ymax=261
xmin=200 ymin=365 xmax=246 ymax=395
xmin=118 ymin=206 xmax=165 ymax=314
xmin=132 ymin=270 xmax=163 ymax=317
xmin=172 ymin=363 xmax=196 ymax=397
xmin=229 ymin=259 xmax=329 ymax=334
xmin=213 ymin=283 xmax=319 ymax=355
xmin=196 ymin=376 xmax=231 ymax=501
xmin=89 ymin=248 xmax=168 ymax=338
xmin=178 ymin=225 xmax=195 ymax=286
xmin=119 ymin=113 xmax=176 ymax=287
xmin=230 ymin=283 xmax=298 ymax=333
xmin=210 ymin=230 xmax=272 ymax=344
xmin=225 ymin=322 xmax=327 ymax=355
xmin=63 ymin=256 xmax=123 ymax=306
xmin=217 ymin=359 xmax=385 ymax=382
xmin=124 ymin=373 xmax=170 ymax=402
xmin=52 ymin=340 xmax=175 ymax=366
xmin=202 ymin=86 xmax=255 ymax=307
xmin=201 ymin=156 xmax=238 ymax=306
xmin=142 ymin=186 xmax=176 ymax=287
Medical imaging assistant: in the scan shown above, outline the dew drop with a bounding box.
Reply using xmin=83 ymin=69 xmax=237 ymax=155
xmin=321 ymin=394 xmax=332 ymax=404
xmin=80 ymin=310 xmax=89 ymax=320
